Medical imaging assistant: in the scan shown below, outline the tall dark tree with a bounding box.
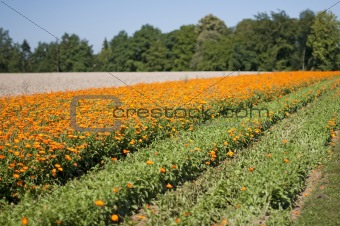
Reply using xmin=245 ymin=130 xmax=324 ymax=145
xmin=108 ymin=31 xmax=133 ymax=71
xmin=0 ymin=28 xmax=13 ymax=72
xmin=21 ymin=39 xmax=31 ymax=72
xmin=165 ymin=25 xmax=197 ymax=71
xmin=307 ymin=11 xmax=340 ymax=70
xmin=229 ymin=19 xmax=258 ymax=71
xmin=297 ymin=10 xmax=315 ymax=70
xmin=129 ymin=25 xmax=162 ymax=71
xmin=191 ymin=14 xmax=230 ymax=71
xmin=59 ymin=33 xmax=94 ymax=72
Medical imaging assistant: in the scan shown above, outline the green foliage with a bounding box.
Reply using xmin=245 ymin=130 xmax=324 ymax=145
xmin=307 ymin=11 xmax=340 ymax=71
xmin=1 ymin=9 xmax=340 ymax=72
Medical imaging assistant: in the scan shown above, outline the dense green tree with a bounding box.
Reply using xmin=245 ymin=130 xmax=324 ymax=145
xmin=229 ymin=19 xmax=258 ymax=71
xmin=145 ymin=38 xmax=170 ymax=71
xmin=191 ymin=14 xmax=230 ymax=70
xmin=0 ymin=28 xmax=14 ymax=72
xmin=307 ymin=11 xmax=340 ymax=70
xmin=297 ymin=10 xmax=315 ymax=70
xmin=129 ymin=25 xmax=162 ymax=71
xmin=31 ymin=41 xmax=61 ymax=72
xmin=165 ymin=25 xmax=197 ymax=71
xmin=21 ymin=39 xmax=31 ymax=72
xmin=109 ymin=31 xmax=134 ymax=71
xmin=59 ymin=33 xmax=94 ymax=72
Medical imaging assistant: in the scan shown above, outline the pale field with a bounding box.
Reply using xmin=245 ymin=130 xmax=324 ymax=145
xmin=0 ymin=71 xmax=262 ymax=97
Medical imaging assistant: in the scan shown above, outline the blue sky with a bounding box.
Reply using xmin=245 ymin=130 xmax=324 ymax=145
xmin=1 ymin=0 xmax=340 ymax=53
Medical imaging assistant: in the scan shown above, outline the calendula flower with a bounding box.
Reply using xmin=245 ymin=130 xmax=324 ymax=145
xmin=111 ymin=214 xmax=119 ymax=222
xmin=284 ymin=158 xmax=289 ymax=163
xmin=166 ymin=183 xmax=173 ymax=189
xmin=95 ymin=200 xmax=105 ymax=206
xmin=21 ymin=217 xmax=28 ymax=225
xmin=65 ymin=155 xmax=71 ymax=161
xmin=160 ymin=168 xmax=166 ymax=173
xmin=146 ymin=160 xmax=154 ymax=165
xmin=241 ymin=186 xmax=247 ymax=191
xmin=175 ymin=218 xmax=181 ymax=224
xmin=127 ymin=182 xmax=133 ymax=188
xmin=227 ymin=151 xmax=234 ymax=157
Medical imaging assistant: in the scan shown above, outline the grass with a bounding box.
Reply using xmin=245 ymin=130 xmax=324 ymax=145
xmin=135 ymin=82 xmax=340 ymax=226
xmin=292 ymin=131 xmax=340 ymax=226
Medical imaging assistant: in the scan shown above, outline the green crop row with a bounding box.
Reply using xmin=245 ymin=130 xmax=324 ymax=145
xmin=140 ymin=86 xmax=340 ymax=226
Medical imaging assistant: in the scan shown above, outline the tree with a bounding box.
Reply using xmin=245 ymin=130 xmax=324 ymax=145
xmin=145 ymin=39 xmax=170 ymax=71
xmin=297 ymin=10 xmax=315 ymax=70
xmin=191 ymin=14 xmax=231 ymax=70
xmin=164 ymin=25 xmax=197 ymax=71
xmin=307 ymin=11 xmax=340 ymax=70
xmin=0 ymin=28 xmax=14 ymax=72
xmin=96 ymin=38 xmax=111 ymax=71
xmin=31 ymin=41 xmax=60 ymax=72
xmin=229 ymin=19 xmax=258 ymax=71
xmin=129 ymin=25 xmax=162 ymax=71
xmin=59 ymin=33 xmax=94 ymax=72
xmin=108 ymin=31 xmax=134 ymax=71
xmin=21 ymin=39 xmax=31 ymax=72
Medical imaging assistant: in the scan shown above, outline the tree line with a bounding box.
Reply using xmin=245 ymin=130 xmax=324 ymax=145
xmin=1 ymin=9 xmax=339 ymax=73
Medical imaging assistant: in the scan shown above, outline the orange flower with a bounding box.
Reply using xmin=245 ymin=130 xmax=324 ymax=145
xmin=248 ymin=167 xmax=255 ymax=172
xmin=95 ymin=200 xmax=105 ymax=207
xmin=160 ymin=167 xmax=166 ymax=173
xmin=171 ymin=165 xmax=177 ymax=169
xmin=205 ymin=161 xmax=210 ymax=165
xmin=65 ymin=155 xmax=71 ymax=161
xmin=227 ymin=151 xmax=234 ymax=157
xmin=111 ymin=214 xmax=119 ymax=222
xmin=21 ymin=217 xmax=28 ymax=225
xmin=284 ymin=158 xmax=289 ymax=163
xmin=241 ymin=186 xmax=247 ymax=191
xmin=146 ymin=160 xmax=154 ymax=165
xmin=220 ymin=219 xmax=228 ymax=225
xmin=123 ymin=149 xmax=129 ymax=154
xmin=13 ymin=174 xmax=20 ymax=179
xmin=175 ymin=218 xmax=181 ymax=224
xmin=111 ymin=157 xmax=117 ymax=161
xmin=127 ymin=182 xmax=133 ymax=188
xmin=113 ymin=187 xmax=119 ymax=193
xmin=0 ymin=154 xmax=5 ymax=159
xmin=166 ymin=183 xmax=173 ymax=189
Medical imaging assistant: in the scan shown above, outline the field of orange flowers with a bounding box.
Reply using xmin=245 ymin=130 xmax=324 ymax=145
xmin=0 ymin=72 xmax=339 ymax=199
xmin=0 ymin=71 xmax=340 ymax=225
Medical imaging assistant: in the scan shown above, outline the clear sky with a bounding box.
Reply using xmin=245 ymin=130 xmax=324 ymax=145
xmin=1 ymin=0 xmax=340 ymax=53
